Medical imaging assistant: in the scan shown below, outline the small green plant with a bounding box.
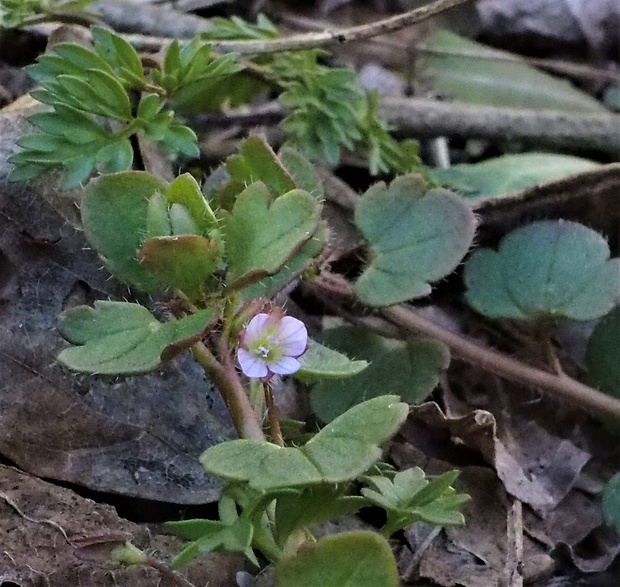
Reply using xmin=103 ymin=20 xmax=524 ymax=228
xmin=10 ymin=21 xmax=422 ymax=189
xmin=42 ymin=133 xmax=471 ymax=582
xmin=0 ymin=0 xmax=95 ymax=28
xmin=11 ymin=11 xmax=620 ymax=585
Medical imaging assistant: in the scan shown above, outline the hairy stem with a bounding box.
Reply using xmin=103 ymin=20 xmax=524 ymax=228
xmin=191 ymin=341 xmax=265 ymax=441
xmin=264 ymin=382 xmax=284 ymax=447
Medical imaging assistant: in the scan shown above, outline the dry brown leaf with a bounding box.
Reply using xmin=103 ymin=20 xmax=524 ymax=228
xmin=0 ymin=99 xmax=233 ymax=505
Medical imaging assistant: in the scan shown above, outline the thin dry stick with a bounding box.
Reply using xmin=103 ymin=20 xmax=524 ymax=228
xmin=120 ymin=0 xmax=473 ymax=54
xmin=382 ymin=305 xmax=620 ymax=422
xmin=189 ymin=98 xmax=620 ymax=158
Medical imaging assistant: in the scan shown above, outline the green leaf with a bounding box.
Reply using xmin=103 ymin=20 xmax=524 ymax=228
xmin=358 ymin=92 xmax=422 ymax=176
xmin=602 ymin=473 xmax=620 ymax=536
xmin=202 ymin=14 xmax=279 ymax=41
xmin=96 ymin=138 xmax=133 ymax=173
xmin=82 ymin=171 xmax=168 ymax=291
xmin=417 ymin=29 xmax=606 ymax=112
xmin=166 ymin=173 xmax=219 ymax=235
xmin=362 ymin=468 xmax=468 ymax=534
xmin=310 ymin=326 xmax=449 ymax=422
xmin=137 ymin=235 xmax=221 ymax=300
xmin=268 ymin=50 xmax=364 ymax=165
xmin=55 ymin=70 xmax=132 ymax=121
xmin=295 ymin=339 xmax=368 ymax=382
xmin=586 ymin=306 xmax=620 ymax=397
xmin=354 ymin=174 xmax=477 ymax=306
xmin=430 ymin=153 xmax=601 ymax=200
xmin=225 ymin=136 xmax=297 ymax=199
xmin=278 ymin=146 xmax=324 ymax=199
xmin=52 ymin=42 xmax=115 ymax=77
xmin=222 ymin=182 xmax=320 ymax=290
xmin=465 ymin=220 xmax=620 ymax=321
xmin=30 ymin=104 xmax=109 ymax=143
xmin=58 ymin=301 xmax=213 ymax=375
xmin=200 ymin=395 xmax=409 ymax=491
xmin=275 ymin=487 xmax=365 ymax=547
xmin=275 ymin=531 xmax=398 ymax=587
xmin=159 ymin=124 xmax=199 ymax=158
xmin=91 ymin=27 xmax=145 ymax=89
xmin=238 ymin=222 xmax=327 ymax=303
xmin=168 ymin=517 xmax=254 ymax=569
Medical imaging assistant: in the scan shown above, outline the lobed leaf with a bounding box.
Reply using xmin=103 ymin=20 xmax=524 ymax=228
xmin=81 ymin=172 xmax=167 ymax=291
xmin=362 ymin=468 xmax=468 ymax=532
xmin=58 ymin=301 xmax=214 ymax=375
xmin=465 ymin=220 xmax=620 ymax=321
xmin=222 ymin=182 xmax=320 ymax=291
xmin=310 ymin=326 xmax=449 ymax=422
xmin=354 ymin=174 xmax=477 ymax=306
xmin=200 ymin=396 xmax=409 ymax=491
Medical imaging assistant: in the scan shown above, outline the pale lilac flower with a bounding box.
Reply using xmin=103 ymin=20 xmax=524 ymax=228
xmin=237 ymin=312 xmax=308 ymax=380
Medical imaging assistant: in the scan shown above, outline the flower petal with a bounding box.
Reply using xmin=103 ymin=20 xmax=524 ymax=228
xmin=237 ymin=347 xmax=269 ymax=378
xmin=243 ymin=313 xmax=272 ymax=344
xmin=275 ymin=316 xmax=308 ymax=357
xmin=266 ymin=356 xmax=301 ymax=376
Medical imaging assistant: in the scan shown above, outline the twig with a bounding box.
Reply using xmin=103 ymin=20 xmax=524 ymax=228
xmin=381 ymin=304 xmax=620 ymax=422
xmin=379 ymin=97 xmax=620 ymax=156
xmin=501 ymin=498 xmax=524 ymax=587
xmin=118 ymin=0 xmax=473 ymax=54
xmin=188 ymin=97 xmax=620 ymax=158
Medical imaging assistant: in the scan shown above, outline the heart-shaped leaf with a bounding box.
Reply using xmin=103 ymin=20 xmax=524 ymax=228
xmin=294 ymin=339 xmax=368 ymax=382
xmin=137 ymin=235 xmax=221 ymax=300
xmin=58 ymin=301 xmax=214 ymax=375
xmin=222 ymin=182 xmax=320 ymax=290
xmin=586 ymin=306 xmax=620 ymax=397
xmin=82 ymin=171 xmax=167 ymax=292
xmin=465 ymin=220 xmax=620 ymax=321
xmin=275 ymin=531 xmax=398 ymax=587
xmin=354 ymin=174 xmax=476 ymax=306
xmin=200 ymin=395 xmax=408 ymax=491
xmin=310 ymin=327 xmax=449 ymax=422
